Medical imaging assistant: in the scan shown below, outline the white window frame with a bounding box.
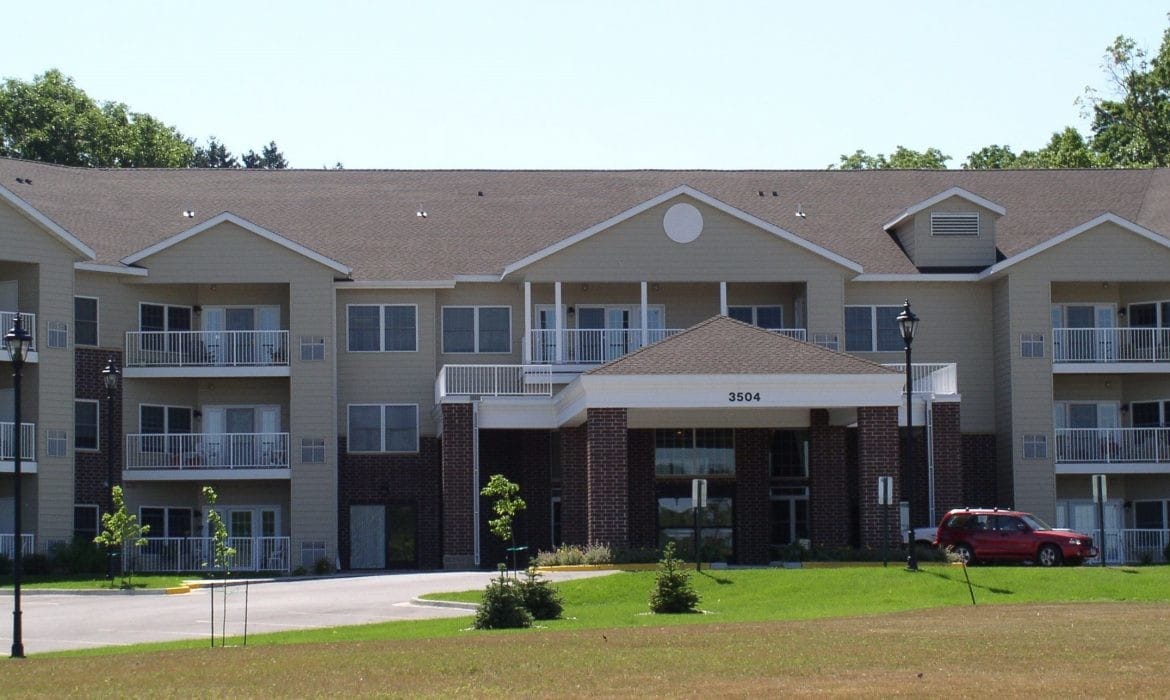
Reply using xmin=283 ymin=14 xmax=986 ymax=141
xmin=1022 ymin=434 xmax=1048 ymax=460
xmin=138 ymin=301 xmax=194 ymax=331
xmin=727 ymin=305 xmax=785 ymax=329
xmin=442 ymin=305 xmax=512 ymax=354
xmin=75 ymin=399 xmax=100 ymax=452
xmin=346 ymin=304 xmax=418 ymax=353
xmin=844 ymin=305 xmax=902 ymax=352
xmin=140 ymin=404 xmax=195 ymax=434
xmin=347 ymin=403 xmax=419 ymax=453
xmin=74 ymin=295 xmax=99 ymax=347
xmin=1020 ymin=332 xmax=1045 ymax=358
xmin=74 ymin=504 xmax=100 ymax=540
xmin=301 ymin=437 xmax=326 ymax=463
xmin=1126 ymin=299 xmax=1170 ymax=328
xmin=300 ymin=335 xmax=326 ymax=361
xmin=139 ymin=505 xmax=194 ymax=539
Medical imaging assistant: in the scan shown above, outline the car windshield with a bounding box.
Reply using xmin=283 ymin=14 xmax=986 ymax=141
xmin=1019 ymin=513 xmax=1052 ymax=531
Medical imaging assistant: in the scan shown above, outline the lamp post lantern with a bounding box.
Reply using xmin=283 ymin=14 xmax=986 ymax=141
xmin=6 ymin=315 xmax=32 ymax=658
xmin=896 ymin=299 xmax=920 ymax=572
xmin=101 ymin=357 xmax=120 ymax=581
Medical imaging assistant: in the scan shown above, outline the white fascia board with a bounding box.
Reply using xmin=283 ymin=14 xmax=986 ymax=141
xmin=852 ymin=273 xmax=982 ymax=283
xmin=1055 ymin=462 xmax=1170 ymax=476
xmin=475 ymin=397 xmax=559 ymax=429
xmin=0 ymin=184 xmax=96 ymax=259
xmin=337 ymin=280 xmax=456 ymax=289
xmin=883 ymin=187 xmax=1006 ymax=231
xmin=981 ymin=213 xmax=1170 ymax=279
xmin=74 ymin=261 xmax=149 ymax=276
xmin=502 ymin=184 xmax=863 ymax=276
xmin=454 ymin=274 xmax=502 ymax=283
xmin=120 ymin=212 xmax=352 ymax=275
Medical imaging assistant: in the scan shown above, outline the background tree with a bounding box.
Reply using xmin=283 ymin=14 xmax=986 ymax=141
xmin=242 ymin=141 xmax=288 ymax=169
xmin=193 ymin=136 xmax=239 ymax=168
xmin=831 ymin=146 xmax=950 ymax=169
xmin=93 ymin=485 xmax=149 ymax=589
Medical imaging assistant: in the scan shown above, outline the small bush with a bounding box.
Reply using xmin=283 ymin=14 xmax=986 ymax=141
xmin=1164 ymin=542 xmax=1170 ymax=565
xmin=49 ymin=537 xmax=106 ymax=575
xmin=532 ymin=542 xmax=614 ymax=567
xmin=475 ymin=566 xmax=533 ymax=629
xmin=313 ymin=557 xmax=332 ymax=575
xmin=613 ymin=546 xmax=661 ymax=564
xmin=519 ymin=567 xmax=564 ymax=620
xmin=0 ymin=553 xmax=10 ymax=576
xmin=583 ymin=542 xmax=612 ymax=565
xmin=291 ymin=565 xmax=308 ymax=577
xmin=649 ymin=541 xmax=700 ymax=614
xmin=22 ymin=553 xmax=52 ymax=575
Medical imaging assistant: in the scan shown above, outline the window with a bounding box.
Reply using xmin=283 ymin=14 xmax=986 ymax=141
xmin=1134 ymin=500 xmax=1168 ymax=530
xmin=300 ymin=335 xmax=325 ymax=361
xmin=1130 ymin=400 xmax=1170 ymax=427
xmin=75 ymin=297 xmax=98 ymax=346
xmin=139 ymin=303 xmax=192 ymax=332
xmin=140 ymin=405 xmax=193 ymax=454
xmin=46 ymin=429 xmax=67 ymax=458
xmin=139 ymin=506 xmax=193 ymax=539
xmin=1022 ymin=434 xmax=1047 ymax=460
xmin=655 ymin=429 xmax=734 ymax=476
xmin=75 ymin=400 xmax=99 ymax=451
xmin=442 ymin=306 xmax=511 ymax=353
xmin=1021 ymin=332 xmax=1045 ymax=358
xmin=930 ymin=212 xmax=979 ymax=236
xmin=74 ymin=505 xmax=99 ymax=542
xmin=770 ymin=430 xmax=809 ymax=479
xmin=658 ymin=494 xmax=734 ymax=562
xmin=728 ymin=305 xmax=784 ymax=329
xmin=347 ymin=404 xmax=419 ymax=453
xmin=47 ymin=320 xmax=67 ymax=348
xmin=301 ymin=437 xmax=326 ymax=463
xmin=845 ymin=306 xmax=902 ymax=352
xmin=347 ymin=305 xmax=416 ymax=352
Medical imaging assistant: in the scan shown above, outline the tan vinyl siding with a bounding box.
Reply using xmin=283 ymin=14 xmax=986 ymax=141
xmin=907 ymin=198 xmax=998 ymax=269
xmin=434 ymin=283 xmax=524 ymax=368
xmin=992 ymin=278 xmax=1014 ymax=507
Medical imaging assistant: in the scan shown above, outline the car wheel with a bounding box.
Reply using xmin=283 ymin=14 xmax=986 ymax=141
xmin=951 ymin=543 xmax=974 ymax=564
xmin=1037 ymin=544 xmax=1063 ymax=567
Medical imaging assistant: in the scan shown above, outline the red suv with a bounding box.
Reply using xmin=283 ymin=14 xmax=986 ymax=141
xmin=933 ymin=508 xmax=1097 ymax=566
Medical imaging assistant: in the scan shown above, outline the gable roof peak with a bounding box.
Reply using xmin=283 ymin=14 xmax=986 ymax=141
xmin=883 ymin=186 xmax=1007 ymax=232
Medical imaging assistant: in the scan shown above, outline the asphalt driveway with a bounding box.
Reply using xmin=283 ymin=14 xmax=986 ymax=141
xmin=0 ymin=570 xmax=613 ymax=654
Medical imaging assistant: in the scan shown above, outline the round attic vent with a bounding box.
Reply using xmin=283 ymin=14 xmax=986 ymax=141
xmin=663 ymin=203 xmax=703 ymax=243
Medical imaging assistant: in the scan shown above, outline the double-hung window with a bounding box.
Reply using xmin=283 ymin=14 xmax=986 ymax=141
xmin=844 ymin=305 xmax=902 ymax=352
xmin=347 ymin=305 xmax=417 ymax=352
xmin=728 ymin=305 xmax=784 ymax=329
xmin=442 ymin=306 xmax=511 ymax=353
xmin=75 ymin=400 xmax=99 ymax=451
xmin=347 ymin=404 xmax=419 ymax=453
xmin=74 ymin=296 xmax=98 ymax=346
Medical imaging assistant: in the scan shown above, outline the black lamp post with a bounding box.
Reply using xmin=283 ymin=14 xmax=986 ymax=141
xmin=101 ymin=357 xmax=119 ymax=581
xmin=6 ymin=315 xmax=32 ymax=658
xmin=897 ymin=300 xmax=920 ymax=572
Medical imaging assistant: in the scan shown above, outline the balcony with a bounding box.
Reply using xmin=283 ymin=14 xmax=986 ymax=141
xmin=880 ymin=363 xmax=958 ymax=397
xmin=0 ymin=311 xmax=37 ymax=363
xmin=1055 ymin=427 xmax=1170 ymax=472
xmin=437 ymin=365 xmax=553 ymax=399
xmin=122 ymin=536 xmax=290 ymax=572
xmin=0 ymin=533 xmax=34 ymax=559
xmin=124 ymin=432 xmax=290 ymax=480
xmin=528 ymin=327 xmax=806 ymax=365
xmin=1052 ymin=328 xmax=1170 ymax=372
xmin=0 ymin=421 xmax=36 ymax=473
xmin=123 ymin=330 xmax=289 ymax=378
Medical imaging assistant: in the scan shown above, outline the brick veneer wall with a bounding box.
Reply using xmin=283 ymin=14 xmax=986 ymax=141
xmin=734 ymin=428 xmax=770 ymax=565
xmin=931 ymin=402 xmax=964 ymax=519
xmin=809 ymin=409 xmax=849 ymax=548
xmin=74 ymin=348 xmax=123 ymax=510
xmin=962 ymin=434 xmax=998 ymax=507
xmin=337 ymin=436 xmax=442 ymax=570
xmin=559 ymin=425 xmax=587 ymax=546
xmin=585 ymin=408 xmax=628 ymax=547
xmin=626 ymin=429 xmax=657 ymax=550
xmin=440 ymin=403 xmax=474 ymax=567
xmin=857 ymin=405 xmax=900 ymax=550
xmin=478 ymin=429 xmax=554 ymax=569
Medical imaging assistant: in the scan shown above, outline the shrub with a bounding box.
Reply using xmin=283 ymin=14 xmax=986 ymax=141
xmin=649 ymin=541 xmax=700 ymax=614
xmin=475 ymin=566 xmax=533 ymax=629
xmin=1164 ymin=541 xmax=1170 ymax=565
xmin=49 ymin=537 xmax=106 ymax=575
xmin=613 ymin=546 xmax=661 ymax=564
xmin=314 ymin=557 xmax=332 ymax=575
xmin=22 ymin=553 xmax=52 ymax=575
xmin=0 ymin=553 xmax=10 ymax=576
xmin=532 ymin=542 xmax=614 ymax=567
xmin=583 ymin=542 xmax=612 ymax=565
xmin=519 ymin=567 xmax=564 ymax=620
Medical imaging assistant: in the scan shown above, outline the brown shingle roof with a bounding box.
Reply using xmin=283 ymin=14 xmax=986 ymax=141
xmin=587 ymin=316 xmax=897 ymax=376
xmin=0 ymin=159 xmax=1161 ymax=278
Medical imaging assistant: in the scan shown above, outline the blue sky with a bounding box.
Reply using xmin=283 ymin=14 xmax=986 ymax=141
xmin=5 ymin=1 xmax=1168 ymax=169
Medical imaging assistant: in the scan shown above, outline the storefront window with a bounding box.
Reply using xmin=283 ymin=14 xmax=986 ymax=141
xmin=655 ymin=429 xmax=734 ymax=476
xmin=658 ymin=495 xmax=734 ymax=562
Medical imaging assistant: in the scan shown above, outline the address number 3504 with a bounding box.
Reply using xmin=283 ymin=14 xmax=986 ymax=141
xmin=728 ymin=391 xmax=761 ymax=402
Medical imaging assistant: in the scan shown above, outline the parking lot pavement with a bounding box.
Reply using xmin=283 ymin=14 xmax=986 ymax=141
xmin=0 ymin=569 xmax=615 ymax=654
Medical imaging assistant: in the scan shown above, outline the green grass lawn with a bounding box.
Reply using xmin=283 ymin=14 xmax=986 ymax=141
xmin=0 ymin=573 xmax=191 ymax=590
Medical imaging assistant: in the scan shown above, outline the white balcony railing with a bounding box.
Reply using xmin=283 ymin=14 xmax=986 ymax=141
xmin=437 ymin=365 xmax=553 ymax=399
xmin=122 ymin=536 xmax=290 ymax=572
xmin=0 ymin=311 xmax=35 ymax=350
xmin=881 ymin=363 xmax=958 ymax=396
xmin=1053 ymin=327 xmax=1170 ymax=363
xmin=125 ymin=433 xmax=290 ymax=470
xmin=0 ymin=422 xmax=36 ymax=461
xmin=0 ymin=533 xmax=35 ymax=559
xmin=124 ymin=330 xmax=289 ymax=368
xmin=1056 ymin=427 xmax=1170 ymax=463
xmin=529 ymin=327 xmax=807 ymax=364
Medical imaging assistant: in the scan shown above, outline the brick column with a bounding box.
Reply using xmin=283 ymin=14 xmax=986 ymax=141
xmin=559 ymin=425 xmax=588 ymax=546
xmin=734 ymin=428 xmax=770 ymax=565
xmin=858 ymin=405 xmax=900 ymax=550
xmin=441 ymin=403 xmax=475 ymax=569
xmin=809 ymin=409 xmax=849 ymax=548
xmin=586 ymin=408 xmax=628 ymax=547
xmin=626 ymin=429 xmax=657 ymax=550
xmin=931 ymin=402 xmax=963 ymax=519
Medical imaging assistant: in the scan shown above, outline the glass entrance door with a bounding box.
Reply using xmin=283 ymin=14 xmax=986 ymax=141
xmin=387 ymin=502 xmax=418 ymax=568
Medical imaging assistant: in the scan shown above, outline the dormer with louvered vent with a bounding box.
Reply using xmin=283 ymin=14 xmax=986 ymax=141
xmin=883 ymin=187 xmax=1005 ymax=270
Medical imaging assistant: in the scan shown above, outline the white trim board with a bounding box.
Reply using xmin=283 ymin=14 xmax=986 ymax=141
xmin=883 ymin=186 xmax=1006 ymax=231
xmin=982 ymin=213 xmax=1170 ymax=277
xmin=0 ymin=184 xmax=96 ymax=259
xmin=75 ymin=261 xmax=149 ymax=276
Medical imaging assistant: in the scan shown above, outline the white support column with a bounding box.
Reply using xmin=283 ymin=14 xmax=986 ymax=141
xmin=523 ymin=281 xmax=532 ymax=364
xmin=640 ymin=281 xmax=649 ymax=347
xmin=554 ymin=281 xmax=564 ymax=364
xmin=719 ymin=282 xmax=728 ymax=316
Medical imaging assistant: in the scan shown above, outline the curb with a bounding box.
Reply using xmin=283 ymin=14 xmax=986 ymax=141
xmin=0 ymin=587 xmax=175 ymax=596
xmin=410 ymin=596 xmax=478 ymax=611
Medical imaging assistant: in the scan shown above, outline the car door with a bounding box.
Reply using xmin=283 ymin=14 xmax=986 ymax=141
xmin=965 ymin=514 xmax=999 ymax=557
xmin=994 ymin=515 xmax=1033 ymax=559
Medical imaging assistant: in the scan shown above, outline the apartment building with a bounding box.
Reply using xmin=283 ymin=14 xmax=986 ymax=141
xmin=1 ymin=160 xmax=1169 ymax=570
